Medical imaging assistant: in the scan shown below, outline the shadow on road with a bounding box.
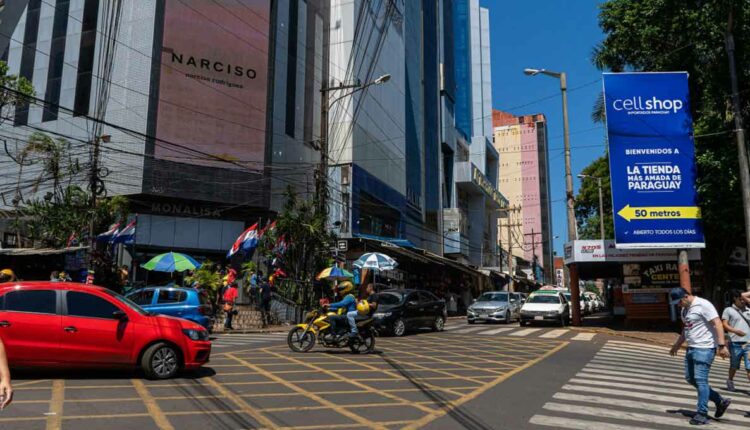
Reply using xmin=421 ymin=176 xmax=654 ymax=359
xmin=382 ymin=354 xmax=494 ymax=430
xmin=11 ymin=366 xmax=217 ymax=380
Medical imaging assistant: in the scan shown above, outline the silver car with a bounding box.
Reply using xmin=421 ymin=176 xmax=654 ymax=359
xmin=467 ymin=291 xmax=522 ymax=324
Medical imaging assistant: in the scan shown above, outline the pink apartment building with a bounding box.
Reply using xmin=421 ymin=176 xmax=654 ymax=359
xmin=493 ymin=110 xmax=553 ymax=282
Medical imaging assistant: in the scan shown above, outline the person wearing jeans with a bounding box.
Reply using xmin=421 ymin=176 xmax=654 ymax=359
xmin=721 ymin=289 xmax=750 ymax=391
xmin=669 ymin=287 xmax=731 ymax=425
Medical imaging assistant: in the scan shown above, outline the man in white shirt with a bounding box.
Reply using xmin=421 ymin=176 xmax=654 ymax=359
xmin=669 ymin=287 xmax=731 ymax=425
xmin=721 ymin=289 xmax=750 ymax=391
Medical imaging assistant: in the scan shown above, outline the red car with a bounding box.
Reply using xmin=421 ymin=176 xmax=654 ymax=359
xmin=0 ymin=282 xmax=211 ymax=379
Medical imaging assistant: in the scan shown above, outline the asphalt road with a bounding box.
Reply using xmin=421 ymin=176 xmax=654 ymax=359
xmin=4 ymin=320 xmax=750 ymax=430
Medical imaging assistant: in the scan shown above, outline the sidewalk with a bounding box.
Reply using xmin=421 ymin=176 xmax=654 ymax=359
xmin=571 ymin=313 xmax=681 ymax=346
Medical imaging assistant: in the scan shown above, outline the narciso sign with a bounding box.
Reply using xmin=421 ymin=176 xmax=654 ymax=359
xmin=603 ymin=72 xmax=705 ymax=249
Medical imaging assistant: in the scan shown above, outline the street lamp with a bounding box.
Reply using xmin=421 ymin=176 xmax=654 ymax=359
xmin=578 ymin=174 xmax=605 ymax=240
xmin=317 ymin=74 xmax=391 ymax=216
xmin=524 ymin=66 xmax=582 ymax=325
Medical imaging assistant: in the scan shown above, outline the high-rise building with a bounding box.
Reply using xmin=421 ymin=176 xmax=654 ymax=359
xmin=327 ymin=0 xmax=505 ymax=269
xmin=493 ymin=109 xmax=553 ymax=281
xmin=0 ymin=1 xmax=328 ymax=256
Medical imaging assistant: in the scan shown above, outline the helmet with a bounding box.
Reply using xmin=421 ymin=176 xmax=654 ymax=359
xmin=357 ymin=300 xmax=370 ymax=315
xmin=0 ymin=268 xmax=15 ymax=282
xmin=338 ymin=281 xmax=354 ymax=295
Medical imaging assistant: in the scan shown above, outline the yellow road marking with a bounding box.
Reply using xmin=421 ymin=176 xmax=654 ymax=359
xmin=227 ymin=351 xmax=389 ymax=429
xmin=45 ymin=380 xmax=64 ymax=430
xmin=259 ymin=401 xmax=432 ymax=413
xmin=403 ymin=341 xmax=569 ymax=429
xmin=203 ymin=375 xmax=280 ymax=429
xmin=13 ymin=379 xmax=51 ymax=388
xmin=132 ymin=379 xmax=175 ymax=430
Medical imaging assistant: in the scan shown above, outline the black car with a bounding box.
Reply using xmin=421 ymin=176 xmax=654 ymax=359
xmin=372 ymin=289 xmax=447 ymax=336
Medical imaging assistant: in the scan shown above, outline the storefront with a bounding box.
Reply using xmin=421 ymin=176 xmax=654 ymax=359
xmin=340 ymin=236 xmax=491 ymax=315
xmin=564 ymin=240 xmax=702 ymax=325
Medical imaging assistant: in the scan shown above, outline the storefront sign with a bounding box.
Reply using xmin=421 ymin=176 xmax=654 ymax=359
xmin=150 ymin=203 xmax=223 ymax=218
xmin=603 ymin=72 xmax=704 ymax=249
xmin=564 ymin=240 xmax=700 ymax=264
xmin=471 ymin=166 xmax=508 ymax=208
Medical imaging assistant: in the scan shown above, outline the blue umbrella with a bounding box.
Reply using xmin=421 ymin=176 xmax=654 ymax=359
xmin=353 ymin=252 xmax=398 ymax=271
xmin=141 ymin=252 xmax=201 ymax=273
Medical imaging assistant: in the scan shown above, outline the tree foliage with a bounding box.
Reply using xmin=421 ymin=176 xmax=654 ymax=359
xmin=255 ymin=187 xmax=335 ymax=307
xmin=575 ymin=154 xmax=614 ymax=240
xmin=590 ymin=0 xmax=750 ymax=295
xmin=0 ymin=60 xmax=33 ymax=126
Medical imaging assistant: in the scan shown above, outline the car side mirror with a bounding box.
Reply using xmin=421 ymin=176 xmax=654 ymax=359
xmin=113 ymin=310 xmax=128 ymax=321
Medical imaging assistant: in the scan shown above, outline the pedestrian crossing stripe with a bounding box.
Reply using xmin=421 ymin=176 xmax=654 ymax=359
xmin=443 ymin=324 xmax=598 ymax=341
xmin=529 ymin=341 xmax=750 ymax=430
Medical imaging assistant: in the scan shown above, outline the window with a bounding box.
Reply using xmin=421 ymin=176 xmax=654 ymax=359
xmin=127 ymin=290 xmax=154 ymax=306
xmin=418 ymin=291 xmax=438 ymax=303
xmin=157 ymin=290 xmax=186 ymax=304
xmin=374 ymin=292 xmax=403 ymax=306
xmin=2 ymin=290 xmax=56 ymax=314
xmin=66 ymin=291 xmax=120 ymax=319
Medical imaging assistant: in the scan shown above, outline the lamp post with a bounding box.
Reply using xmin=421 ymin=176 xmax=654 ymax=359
xmin=524 ymin=67 xmax=582 ymax=325
xmin=317 ymin=74 xmax=391 ymax=217
xmin=578 ymin=174 xmax=605 ymax=240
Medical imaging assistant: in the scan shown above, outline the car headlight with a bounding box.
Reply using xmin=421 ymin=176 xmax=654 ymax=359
xmin=373 ymin=312 xmax=392 ymax=319
xmin=493 ymin=307 xmax=506 ymax=313
xmin=183 ymin=329 xmax=209 ymax=341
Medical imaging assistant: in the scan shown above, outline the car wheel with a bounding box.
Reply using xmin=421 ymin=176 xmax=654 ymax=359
xmin=392 ymin=318 xmax=406 ymax=337
xmin=142 ymin=342 xmax=180 ymax=380
xmin=467 ymin=319 xmax=475 ymax=325
xmin=520 ymin=320 xmax=527 ymax=327
xmin=433 ymin=316 xmax=445 ymax=332
xmin=504 ymin=311 xmax=511 ymax=324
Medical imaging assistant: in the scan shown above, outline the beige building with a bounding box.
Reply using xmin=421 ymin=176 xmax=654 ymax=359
xmin=493 ymin=110 xmax=553 ymax=282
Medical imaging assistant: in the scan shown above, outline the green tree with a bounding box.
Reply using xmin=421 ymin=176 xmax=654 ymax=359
xmin=575 ymin=155 xmax=614 ymax=240
xmin=592 ymin=0 xmax=750 ymax=298
xmin=186 ymin=260 xmax=222 ymax=304
xmin=256 ymin=187 xmax=335 ymax=308
xmin=0 ymin=60 xmax=33 ymax=126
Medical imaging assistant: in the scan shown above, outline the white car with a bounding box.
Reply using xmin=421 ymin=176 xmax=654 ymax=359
xmin=563 ymin=292 xmax=586 ymax=318
xmin=520 ymin=291 xmax=570 ymax=327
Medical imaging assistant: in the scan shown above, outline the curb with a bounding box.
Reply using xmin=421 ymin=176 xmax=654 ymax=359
xmin=571 ymin=326 xmax=679 ymax=347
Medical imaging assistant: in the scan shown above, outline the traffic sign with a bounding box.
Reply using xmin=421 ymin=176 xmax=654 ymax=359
xmin=603 ymin=72 xmax=704 ymax=249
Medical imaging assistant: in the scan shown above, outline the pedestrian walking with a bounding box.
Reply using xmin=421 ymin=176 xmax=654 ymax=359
xmin=0 ymin=337 xmax=12 ymax=409
xmin=259 ymin=277 xmax=273 ymax=328
xmin=669 ymin=287 xmax=731 ymax=425
xmin=722 ymin=289 xmax=750 ymax=391
xmin=222 ymin=282 xmax=239 ymax=330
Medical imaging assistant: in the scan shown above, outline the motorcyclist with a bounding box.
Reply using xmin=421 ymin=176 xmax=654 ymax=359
xmin=345 ymin=283 xmax=379 ymax=341
xmin=326 ymin=281 xmax=357 ymax=340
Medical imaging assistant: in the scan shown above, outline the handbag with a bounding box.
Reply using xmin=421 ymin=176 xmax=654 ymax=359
xmin=223 ymin=302 xmax=233 ymax=313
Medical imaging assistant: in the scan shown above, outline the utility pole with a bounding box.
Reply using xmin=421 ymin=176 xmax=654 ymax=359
xmin=499 ymin=205 xmax=521 ymax=291
xmin=727 ymin=9 xmax=750 ymax=275
xmin=87 ymin=135 xmax=102 ymax=275
xmin=525 ymin=229 xmax=543 ymax=283
xmin=524 ymin=68 xmax=581 ymax=324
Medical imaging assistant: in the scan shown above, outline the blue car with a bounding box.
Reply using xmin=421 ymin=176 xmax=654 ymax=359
xmin=126 ymin=286 xmax=214 ymax=331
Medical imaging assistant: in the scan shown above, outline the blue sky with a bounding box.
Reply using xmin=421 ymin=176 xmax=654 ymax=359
xmin=480 ymin=0 xmax=607 ymax=256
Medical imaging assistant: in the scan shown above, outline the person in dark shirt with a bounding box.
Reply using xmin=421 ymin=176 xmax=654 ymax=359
xmin=259 ymin=277 xmax=274 ymax=327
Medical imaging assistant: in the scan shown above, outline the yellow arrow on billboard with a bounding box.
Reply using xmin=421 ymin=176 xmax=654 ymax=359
xmin=617 ymin=205 xmax=701 ymax=221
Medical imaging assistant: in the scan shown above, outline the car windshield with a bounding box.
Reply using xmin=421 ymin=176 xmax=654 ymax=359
xmin=528 ymin=295 xmax=561 ymax=304
xmin=102 ymin=289 xmax=149 ymax=315
xmin=477 ymin=293 xmax=508 ymax=302
xmin=375 ymin=292 xmax=403 ymax=306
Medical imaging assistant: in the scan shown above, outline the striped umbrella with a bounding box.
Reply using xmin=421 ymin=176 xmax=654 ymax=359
xmin=316 ymin=266 xmax=354 ymax=281
xmin=352 ymin=252 xmax=398 ymax=271
xmin=141 ymin=252 xmax=201 ymax=273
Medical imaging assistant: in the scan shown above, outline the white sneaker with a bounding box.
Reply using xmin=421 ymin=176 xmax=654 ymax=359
xmin=726 ymin=379 xmax=735 ymax=392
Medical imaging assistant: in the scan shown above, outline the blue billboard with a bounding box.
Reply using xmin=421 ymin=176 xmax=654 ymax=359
xmin=603 ymin=72 xmax=704 ymax=249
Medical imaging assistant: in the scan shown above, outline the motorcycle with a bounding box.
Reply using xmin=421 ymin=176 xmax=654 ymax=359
xmin=287 ymin=308 xmax=377 ymax=354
